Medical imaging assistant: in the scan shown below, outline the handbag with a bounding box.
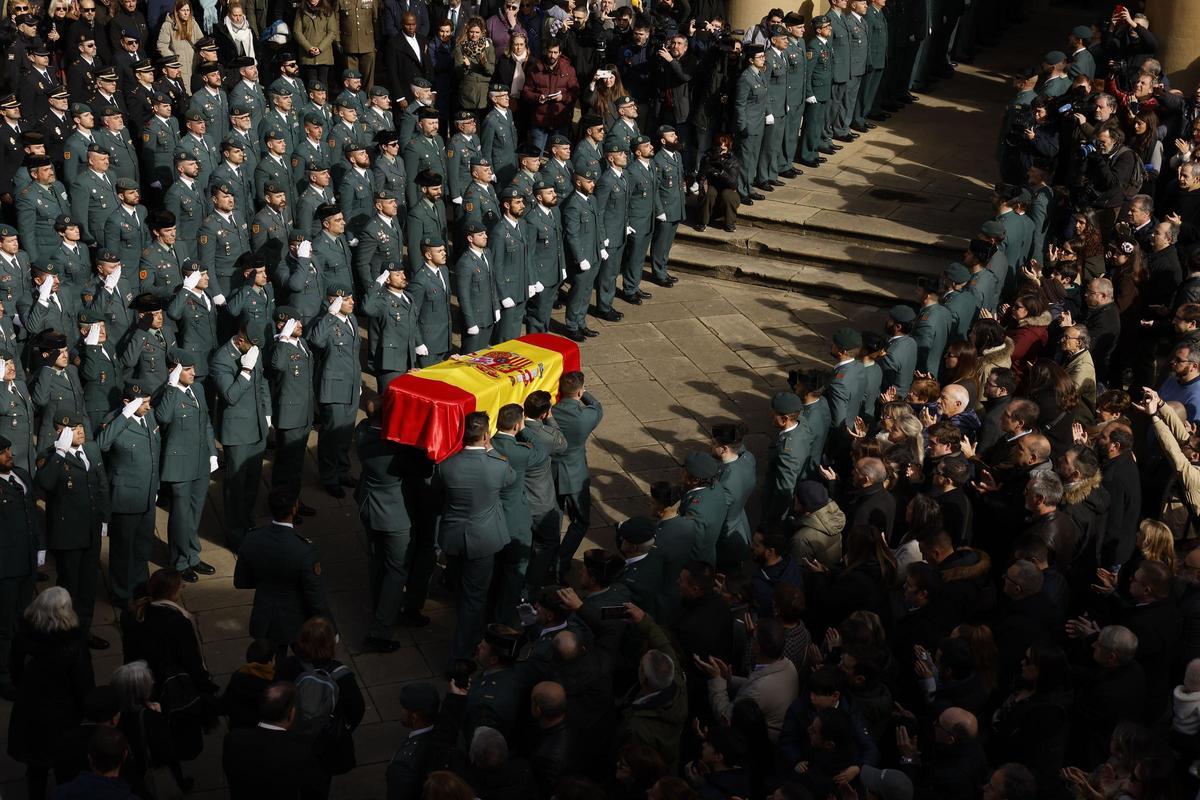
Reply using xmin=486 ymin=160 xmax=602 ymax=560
xmin=139 ymin=710 xmax=185 ymax=800
xmin=158 ymin=667 xmax=201 ymax=717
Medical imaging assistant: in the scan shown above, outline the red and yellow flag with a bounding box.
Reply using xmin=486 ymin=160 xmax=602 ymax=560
xmin=382 ymin=334 xmax=581 ymax=462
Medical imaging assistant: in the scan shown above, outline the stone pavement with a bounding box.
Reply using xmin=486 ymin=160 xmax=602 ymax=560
xmin=0 ymin=12 xmax=1076 ymax=797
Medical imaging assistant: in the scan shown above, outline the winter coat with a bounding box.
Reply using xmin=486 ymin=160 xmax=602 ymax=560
xmin=707 ymin=658 xmax=799 ymax=741
xmin=520 ymin=55 xmax=580 ymax=129
xmin=453 ymin=39 xmax=496 ymax=110
xmin=7 ymin=625 xmax=95 ymax=766
xmin=974 ymin=339 xmax=1014 ymax=408
xmin=1174 ymin=684 xmax=1200 ymax=735
xmin=295 ymin=8 xmax=340 ymax=66
xmin=1007 ymin=311 xmax=1051 ymax=385
xmin=789 ymin=500 xmax=845 ymax=568
xmin=935 ymin=547 xmax=995 ymax=623
xmin=156 ymin=17 xmax=203 ymax=91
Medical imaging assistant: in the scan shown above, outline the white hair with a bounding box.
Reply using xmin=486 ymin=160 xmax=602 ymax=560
xmin=24 ymin=586 xmax=79 ymax=634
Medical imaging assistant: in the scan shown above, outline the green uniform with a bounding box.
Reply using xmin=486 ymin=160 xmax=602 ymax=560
xmin=573 ymin=138 xmax=602 ymax=174
xmin=800 ymin=398 xmax=831 ymax=479
xmin=273 ymin=251 xmax=324 ymax=324
xmin=262 ymin=108 xmax=298 ymax=156
xmin=517 ymin=416 xmax=566 ymax=589
xmin=408 ymin=263 xmax=453 ymax=365
xmin=179 ymin=132 xmax=217 ymax=190
xmin=327 ymin=119 xmax=369 ymax=182
xmin=78 ymin=342 xmax=121 ymax=427
xmin=15 ymin=180 xmax=70 ymax=263
xmin=155 ymin=380 xmax=217 ymax=570
xmin=225 ymin=284 xmax=275 ymax=355
xmin=781 ymin=37 xmax=809 ymax=167
xmin=61 ymin=130 xmax=96 ymax=187
xmin=454 ymin=246 xmax=499 ymax=353
xmin=491 ymin=431 xmax=543 ymax=625
xmin=734 ymin=64 xmax=767 ymax=197
xmin=0 ymin=382 xmax=36 ymax=476
xmin=234 ymin=521 xmax=333 ymax=646
xmin=228 ymin=128 xmax=260 ymax=177
xmin=682 ymin=483 xmax=728 ymax=565
xmin=551 ymin=392 xmax=603 ymax=576
xmin=31 ymin=365 xmax=89 ymax=446
xmin=119 ymin=325 xmax=174 ymax=395
xmin=800 ymin=37 xmax=834 ymax=163
xmin=19 ymin=289 xmax=80 ymax=351
xmin=96 ymin=127 xmax=139 ymax=184
xmin=434 ymin=446 xmax=515 ymax=658
xmin=509 ymin=168 xmax=538 ymax=202
xmin=650 ymin=148 xmax=684 ymax=283
xmin=462 ymin=180 xmax=501 ymax=238
xmin=197 ymin=210 xmax=252 ymax=296
xmin=539 ymin=157 xmax=573 ymax=199
xmin=761 ymin=420 xmax=810 ymax=524
xmin=593 ymin=166 xmax=629 ymax=316
xmin=605 ymin=119 xmax=639 ymax=155
xmin=0 ymin=466 xmax=37 ymax=690
xmin=561 ymin=190 xmax=600 ymax=335
xmin=96 ymin=410 xmax=160 ymax=605
xmin=715 ymin=446 xmax=757 ymax=566
xmin=69 ymin=168 xmax=119 ymax=245
xmin=1039 ymin=74 xmax=1070 ymax=99
xmin=620 ymin=157 xmax=655 ymax=299
xmin=228 ymin=79 xmax=267 ymax=132
xmin=522 ymin=203 xmax=564 ymax=334
xmin=488 ymin=216 xmax=529 ymax=342
xmin=101 ymin=204 xmax=149 ymax=271
xmin=966 ymin=267 xmax=1000 ymax=316
xmin=836 ymin=10 xmax=869 ymax=135
xmin=35 ymin=441 xmax=110 ymax=634
xmin=292 ymin=136 xmax=332 ymax=192
xmin=211 ymin=161 xmax=254 ymax=218
xmin=372 ymin=152 xmax=407 ymax=200
xmin=338 ymin=165 xmax=377 ymax=236
xmin=620 ymin=549 xmax=666 ymax=619
xmin=406 ymin=197 xmax=448 ymax=274
xmin=942 ymin=288 xmax=979 ymax=342
xmin=308 ymin=309 xmax=362 ymax=488
xmin=311 ymin=230 xmax=355 ymax=291
xmin=760 ymin=46 xmax=787 ymax=184
xmin=267 ymin=335 xmax=315 ymax=498
xmin=49 ymin=242 xmax=91 ymax=292
xmin=446 ymin=132 xmax=480 ymax=201
xmin=167 ymin=288 xmax=218 ymax=379
xmin=211 ymin=339 xmax=271 ymax=551
xmin=255 ymin=153 xmax=297 ymax=211
xmin=880 ymin=334 xmax=918 ymax=398
xmin=188 ymin=86 xmax=230 ymax=149
xmin=163 ymin=176 xmax=204 ymax=260
xmin=829 ymin=358 xmax=867 ymax=429
xmin=295 ymin=183 xmax=335 ymax=239
xmin=481 ymin=108 xmax=518 ymax=186
xmin=361 ymin=106 xmax=394 ymax=140
xmin=353 ymin=214 xmax=403 ymax=294
xmin=858 ymin=4 xmax=888 ymax=123
xmin=402 ymin=133 xmax=448 ymax=208
xmin=250 ymin=204 xmax=295 ymax=256
xmin=138 ymin=240 xmax=184 ymax=301
xmin=913 ymin=301 xmax=952 ymax=373
xmin=361 ymin=283 xmax=417 ymax=388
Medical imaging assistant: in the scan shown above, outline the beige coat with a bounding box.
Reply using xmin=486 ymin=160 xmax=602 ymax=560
xmin=1064 ymin=348 xmax=1097 ymax=424
xmin=1151 ymin=404 xmax=1200 ymax=540
xmin=156 ymin=16 xmax=203 ymax=90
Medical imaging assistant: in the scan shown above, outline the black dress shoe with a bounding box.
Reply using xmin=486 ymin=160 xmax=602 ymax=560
xmin=595 ymin=308 xmax=624 ymax=322
xmin=193 ymin=561 xmax=215 ymax=576
xmin=620 ymin=293 xmax=642 ymax=305
xmin=87 ymin=635 xmax=110 ymax=650
xmin=740 ymin=196 xmax=754 ymax=205
xmin=749 ymin=191 xmax=766 ymax=200
xmin=399 ymin=610 xmax=432 ymax=628
xmin=666 ymin=274 xmax=679 ymax=285
xmin=636 ymin=289 xmax=652 ymax=299
xmin=863 ymin=122 xmax=877 ymax=129
xmin=181 ymin=568 xmax=199 ymax=583
xmin=903 ymin=93 xmax=920 ymax=103
xmin=768 ymin=179 xmax=786 ymax=187
xmin=364 ymin=636 xmax=403 ymax=653
xmin=780 ymin=169 xmax=800 ymax=178
xmin=648 ymin=276 xmax=674 ymax=288
xmin=817 ymin=157 xmax=828 ymax=163
xmin=581 ymin=326 xmax=599 ymax=337
xmin=325 ymin=484 xmax=346 ymax=499
xmin=833 ymin=134 xmax=855 ymax=143
xmin=567 ymin=329 xmax=587 ymax=342
xmin=850 ymin=123 xmax=869 ymax=133
xmin=722 ymin=223 xmax=736 ymax=232
xmin=867 ymin=112 xmax=890 ymax=121
xmin=798 ymin=158 xmax=821 ymax=168
xmin=694 ymin=223 xmax=707 ymax=232
xmin=298 ymin=501 xmax=317 ymax=516
xmin=754 ymin=182 xmax=774 ymax=193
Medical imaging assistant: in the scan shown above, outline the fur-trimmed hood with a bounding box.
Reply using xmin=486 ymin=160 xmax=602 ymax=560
xmin=1063 ymin=471 xmax=1104 ymax=507
xmin=938 ymin=547 xmax=992 ymax=583
xmin=1016 ymin=311 xmax=1053 ymax=328
xmin=979 ymin=338 xmax=1014 ymax=365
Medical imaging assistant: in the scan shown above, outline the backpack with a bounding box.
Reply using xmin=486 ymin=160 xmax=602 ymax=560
xmin=1114 ymin=146 xmax=1147 ymax=199
xmin=294 ymin=662 xmax=357 ymax=775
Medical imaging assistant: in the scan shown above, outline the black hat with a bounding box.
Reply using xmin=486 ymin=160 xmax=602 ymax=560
xmin=517 ymin=142 xmax=542 ymax=159
xmin=124 ymin=381 xmax=151 ymax=399
xmin=197 ymin=62 xmax=222 ymax=76
xmin=417 ymin=106 xmax=439 ymax=120
xmin=130 ymin=293 xmax=163 ymax=313
xmin=55 ymin=412 xmax=84 ymax=428
xmin=581 ymin=115 xmax=604 ymax=130
xmin=24 ymin=155 xmax=51 ymax=170
xmin=771 ymin=391 xmax=804 ymax=414
xmin=398 ymin=683 xmax=440 ymax=716
xmin=615 ymin=516 xmax=657 ymax=545
xmin=0 ymin=434 xmax=10 ymax=451
xmin=415 ymin=169 xmax=443 ymax=187
xmin=832 ymin=326 xmax=863 ymax=351
xmin=231 ymin=55 xmax=256 ymax=69
xmin=583 ymin=548 xmax=626 ymax=583
xmin=36 ymin=330 xmax=68 ymax=351
xmin=483 ymin=623 xmax=522 ymax=659
xmin=53 ymin=214 xmax=78 ymax=232
xmin=274 ymin=305 xmax=300 ymax=323
xmin=374 ymin=129 xmax=400 ymax=146
xmin=794 ymin=480 xmax=829 ymax=510
xmin=316 ymin=203 xmax=342 ymax=221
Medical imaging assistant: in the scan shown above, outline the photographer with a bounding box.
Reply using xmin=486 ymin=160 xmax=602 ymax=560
xmin=556 ymin=6 xmax=611 ymax=87
xmin=654 ymin=32 xmax=699 ymax=174
xmin=1004 ymin=97 xmax=1060 ymax=185
xmin=1082 ymin=127 xmax=1140 ymax=232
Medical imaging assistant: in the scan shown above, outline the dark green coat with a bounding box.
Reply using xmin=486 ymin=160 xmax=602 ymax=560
xmin=308 ymin=311 xmax=361 ymax=406
xmin=913 ymin=302 xmax=952 ymax=373
xmin=234 ymin=522 xmax=333 ymax=645
xmin=491 ymin=432 xmax=536 ymax=544
xmin=35 ymin=442 xmax=110 ymax=550
xmin=828 ymin=358 xmax=867 ymax=428
xmin=96 ymin=410 xmax=161 ymax=513
xmin=154 ymin=382 xmax=217 ymax=483
xmin=268 ymin=337 xmax=316 ymax=430
xmin=762 ymin=420 xmax=810 ymax=524
xmin=0 ymin=467 xmax=39 ymax=578
xmin=408 ymin=264 xmax=453 ymax=358
xmin=880 ymin=334 xmax=918 ymax=397
xmin=549 ymin=393 xmax=602 ymax=494
xmin=354 ymin=420 xmax=410 ymax=532
xmin=361 ymin=284 xmax=418 ymax=375
xmin=210 ymin=339 xmax=271 ymax=445
xmin=434 ymin=448 xmax=516 ymax=559
xmin=716 ymin=446 xmax=756 ymax=544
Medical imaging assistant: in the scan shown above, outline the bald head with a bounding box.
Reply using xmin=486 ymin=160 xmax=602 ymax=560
xmin=940 ymin=707 xmax=978 ymax=741
xmin=552 ymin=630 xmax=580 ymax=662
xmin=940 ymin=384 xmax=969 ymax=415
xmin=531 ymin=681 xmax=567 ymax=719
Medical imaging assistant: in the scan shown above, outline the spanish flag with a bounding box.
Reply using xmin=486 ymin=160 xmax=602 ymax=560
xmin=382 ymin=334 xmax=581 ymax=462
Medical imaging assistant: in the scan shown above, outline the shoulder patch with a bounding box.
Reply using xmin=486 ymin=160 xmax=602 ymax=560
xmin=139 ymin=269 xmax=147 ymax=280
xmin=142 ymin=133 xmax=150 ymax=142
xmin=313 ymin=561 xmax=321 ymax=575
xmin=806 ymin=50 xmax=813 ymax=60
xmin=64 ymin=150 xmax=71 ymax=159
xmin=198 ymin=234 xmax=209 ymax=245
xmin=252 ymin=223 xmax=261 ymax=234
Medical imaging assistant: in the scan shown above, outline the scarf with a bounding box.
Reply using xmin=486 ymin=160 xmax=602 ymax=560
xmin=151 ymin=599 xmax=208 ymax=670
xmin=510 ymin=51 xmax=528 ymax=96
xmin=199 ymin=0 xmax=218 ymax=33
xmin=238 ymin=661 xmax=276 ymax=681
xmin=224 ymin=14 xmax=255 ymax=58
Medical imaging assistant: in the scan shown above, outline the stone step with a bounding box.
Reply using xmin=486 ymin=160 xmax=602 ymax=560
xmin=671 ymin=217 xmax=945 ymax=294
xmin=665 ymin=241 xmax=920 ymax=306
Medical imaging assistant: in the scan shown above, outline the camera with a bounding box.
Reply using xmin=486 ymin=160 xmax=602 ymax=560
xmin=1003 ymin=107 xmax=1035 ymax=148
xmin=1080 ymin=140 xmax=1098 ymax=157
xmin=445 ymin=658 xmax=476 ymax=691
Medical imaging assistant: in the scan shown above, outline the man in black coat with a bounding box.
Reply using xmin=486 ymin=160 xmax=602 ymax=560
xmin=977 ymin=368 xmax=1017 ymax=455
xmin=527 ymin=681 xmax=577 ymax=798
xmin=993 ymin=560 xmax=1060 ymax=690
xmin=846 ymin=457 xmax=896 ymax=541
xmin=0 ymin=433 xmax=38 ymax=698
xmin=1096 ymin=423 xmax=1141 ymax=567
xmin=1068 ymin=624 xmax=1146 ymax=766
xmin=385 ymin=682 xmax=442 ymax=800
xmin=1063 ymin=277 xmax=1120 ymax=385
xmin=385 ymin=12 xmax=433 ymax=100
xmin=222 ymin=682 xmax=325 ymax=800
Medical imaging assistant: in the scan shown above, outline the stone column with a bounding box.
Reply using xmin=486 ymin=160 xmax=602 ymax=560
xmin=1145 ymin=0 xmax=1200 ymax=90
xmin=731 ymin=0 xmax=832 ymax=34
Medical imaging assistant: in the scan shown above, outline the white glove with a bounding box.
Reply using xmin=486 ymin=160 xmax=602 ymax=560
xmin=209 ymin=455 xmax=219 ymax=473
xmin=625 ymin=226 xmax=635 ymax=235
xmin=765 ymin=113 xmax=775 ymax=125
xmin=501 ymin=297 xmax=516 ymax=309
xmin=168 ymin=363 xmax=183 ymax=388
xmin=467 ymin=325 xmax=480 ymax=335
xmin=489 ymin=173 xmax=497 ymax=182
xmin=265 ymin=415 xmax=272 ymax=429
xmin=600 ymin=248 xmax=609 ymax=260
xmin=527 ymin=284 xmax=537 ymax=298
xmin=561 ymin=269 xmax=567 ymax=280
xmin=657 ymin=213 xmax=667 ymax=221
xmin=212 ymin=293 xmax=226 ymax=306
xmin=101 ymin=523 xmax=108 ymax=538
xmin=54 ymin=427 xmax=74 ymax=454
xmin=579 ymin=260 xmax=591 ymax=271
xmin=453 ymin=196 xmax=463 ymax=205
xmin=328 ymin=296 xmax=344 ymax=315
xmin=184 ymin=271 xmax=201 ymax=290
xmin=121 ymin=398 xmax=141 ymax=418
xmin=603 ymin=238 xmax=610 ymax=247
xmin=85 ymin=325 xmax=101 ymax=346
xmin=534 ymin=281 xmax=544 ymax=293
xmin=103 ymin=267 xmax=121 ymax=290
xmin=415 ymin=344 xmax=429 ymax=356
xmin=375 ymin=271 xmax=388 ymax=286
xmin=348 ymin=237 xmax=359 ymax=247
xmin=150 ymin=180 xmax=162 ymax=189
xmin=806 ymin=96 xmax=817 ymax=104
xmin=240 ymin=345 xmax=259 ymax=370
xmin=281 ymin=319 xmax=298 ymax=339
xmin=37 ymin=278 xmax=53 ymax=303
xmin=493 ymin=309 xmax=501 ymax=323
xmin=37 ymin=550 xmax=45 ymax=567
xmin=297 ymin=240 xmax=313 ymax=258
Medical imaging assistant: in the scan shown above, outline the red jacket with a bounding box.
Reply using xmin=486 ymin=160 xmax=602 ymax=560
xmin=520 ymin=55 xmax=580 ymax=129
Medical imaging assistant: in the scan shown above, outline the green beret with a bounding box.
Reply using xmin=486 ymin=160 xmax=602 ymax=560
xmin=832 ymin=326 xmax=863 ymax=351
xmin=684 ymin=451 xmax=720 ymax=480
xmin=771 ymin=391 xmax=805 ymax=414
xmin=944 ymin=262 xmax=971 ymax=284
xmin=888 ymin=305 xmax=916 ymax=324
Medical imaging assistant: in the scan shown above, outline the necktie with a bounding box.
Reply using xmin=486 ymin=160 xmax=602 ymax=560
xmin=437 ymin=269 xmax=447 ymax=291
xmin=450 ymin=7 xmax=457 ymax=27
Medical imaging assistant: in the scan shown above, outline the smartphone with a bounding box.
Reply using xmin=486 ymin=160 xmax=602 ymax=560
xmin=517 ymin=602 xmax=537 ymax=626
xmin=600 ymin=605 xmax=631 ymax=620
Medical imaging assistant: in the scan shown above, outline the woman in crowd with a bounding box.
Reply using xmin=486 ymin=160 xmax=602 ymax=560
xmin=1001 ymin=293 xmax=1052 ymax=385
xmin=113 ymin=660 xmax=186 ymax=795
xmin=7 ymin=587 xmax=95 ymax=800
xmin=494 ymin=32 xmax=531 ymax=131
xmin=156 ymin=0 xmax=204 ymax=93
xmin=697 ymin=133 xmax=740 ymax=233
xmin=582 ymin=63 xmax=627 ymax=128
xmin=485 ymin=0 xmax=525 ymax=56
xmin=802 ymin=524 xmax=897 ymax=633
xmin=294 ymin=0 xmax=339 ymax=88
xmin=453 ymin=17 xmax=496 ymax=117
xmin=990 ymin=643 xmax=1073 ymax=792
xmin=217 ymin=1 xmax=257 ymax=60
